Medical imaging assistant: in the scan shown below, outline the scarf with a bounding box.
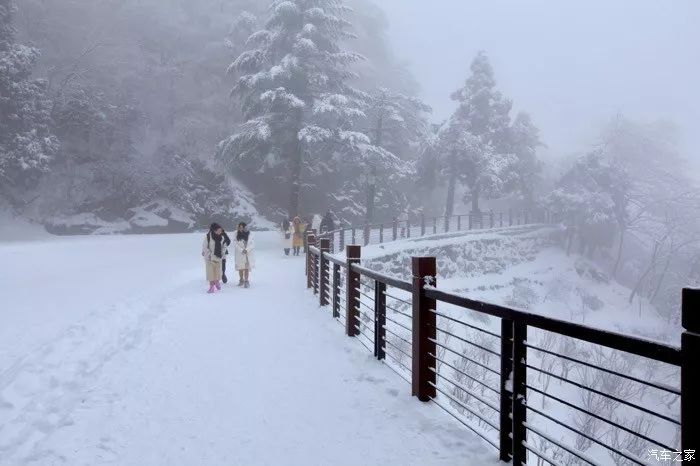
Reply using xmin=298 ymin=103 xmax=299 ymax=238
xmin=208 ymin=231 xmax=224 ymax=258
xmin=236 ymin=230 xmax=250 ymax=243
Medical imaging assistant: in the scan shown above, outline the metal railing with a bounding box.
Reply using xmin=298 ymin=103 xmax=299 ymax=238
xmin=317 ymin=208 xmax=551 ymax=251
xmin=305 ymin=236 xmax=699 ymax=466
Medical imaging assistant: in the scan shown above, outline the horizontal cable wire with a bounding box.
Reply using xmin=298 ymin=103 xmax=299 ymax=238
xmin=524 ymin=423 xmax=598 ymax=466
xmin=429 ymin=352 xmax=500 ymax=396
xmin=525 ymin=404 xmax=646 ymax=466
xmin=428 ymin=396 xmax=499 ymax=451
xmin=384 ymin=315 xmax=412 ymax=333
xmin=429 ymin=338 xmax=500 ymax=376
xmin=525 ymin=363 xmax=679 ymax=425
xmin=430 ymin=368 xmax=499 ymax=412
xmin=384 ymin=339 xmax=413 ymax=361
xmin=382 ymin=325 xmax=412 ymax=348
xmin=428 ymin=308 xmax=501 ymax=339
xmin=428 ymin=381 xmax=499 ymax=431
xmin=525 ymin=383 xmax=676 ymax=451
xmin=525 ymin=342 xmax=680 ymax=396
xmin=433 ymin=326 xmax=500 ymax=357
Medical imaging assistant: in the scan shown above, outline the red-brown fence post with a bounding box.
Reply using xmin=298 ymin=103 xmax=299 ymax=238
xmin=346 ymin=245 xmax=361 ymax=337
xmin=306 ymin=233 xmax=316 ymax=289
xmin=374 ymin=280 xmax=386 ymax=360
xmin=412 ymin=256 xmax=437 ymax=401
xmin=681 ymin=288 xmax=700 ymax=457
xmin=319 ymin=238 xmax=330 ymax=306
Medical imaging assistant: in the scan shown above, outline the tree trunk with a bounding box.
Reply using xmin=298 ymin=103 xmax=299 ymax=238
xmin=287 ymin=131 xmax=303 ymax=218
xmin=470 ymin=186 xmax=480 ymax=213
xmin=445 ymin=172 xmax=456 ymax=218
xmin=612 ymin=227 xmax=626 ymax=278
xmin=650 ymin=252 xmax=673 ymax=303
xmin=365 ymin=167 xmax=376 ymax=223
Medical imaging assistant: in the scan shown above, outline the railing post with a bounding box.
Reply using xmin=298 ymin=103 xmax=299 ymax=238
xmin=306 ymin=233 xmax=316 ymax=289
xmin=393 ymin=218 xmax=398 ymax=241
xmin=351 ymin=227 xmax=356 ymax=245
xmin=319 ymin=238 xmax=330 ymax=306
xmin=332 ymin=263 xmax=341 ymax=318
xmin=374 ymin=280 xmax=386 ymax=360
xmin=500 ymin=319 xmax=514 ymax=462
xmin=512 ymin=321 xmax=528 ymax=466
xmin=490 ymin=210 xmax=494 ymax=228
xmin=433 ymin=216 xmax=437 ymax=234
xmin=346 ymin=245 xmax=361 ymax=337
xmin=444 ymin=215 xmax=450 ymax=233
xmin=457 ymin=215 xmax=461 ymax=231
xmin=412 ymin=256 xmax=437 ymax=401
xmin=421 ymin=214 xmax=426 ymax=236
xmin=524 ymin=210 xmax=529 ymax=224
xmin=339 ymin=228 xmax=345 ymax=251
xmin=468 ymin=213 xmax=473 ymax=230
xmin=364 ymin=224 xmax=370 ymax=246
xmin=509 ymin=208 xmax=513 ymax=226
xmin=681 ymin=288 xmax=700 ymax=457
xmin=407 ymin=219 xmax=411 ymax=238
xmin=379 ymin=224 xmax=384 ymax=243
xmin=500 ymin=212 xmax=504 ymax=228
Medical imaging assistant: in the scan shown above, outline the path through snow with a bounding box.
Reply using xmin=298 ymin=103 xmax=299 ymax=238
xmin=0 ymin=232 xmax=493 ymax=466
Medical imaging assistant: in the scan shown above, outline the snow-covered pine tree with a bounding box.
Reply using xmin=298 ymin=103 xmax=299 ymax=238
xmin=219 ymin=0 xmax=399 ymax=218
xmin=438 ymin=51 xmax=514 ymax=217
xmin=507 ymin=112 xmax=542 ymax=209
xmin=0 ymin=0 xmax=58 ymax=206
xmin=545 ymin=151 xmax=627 ymax=257
xmin=362 ymin=88 xmax=430 ymax=221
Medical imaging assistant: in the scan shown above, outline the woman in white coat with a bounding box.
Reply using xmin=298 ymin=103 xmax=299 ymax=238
xmin=234 ymin=222 xmax=255 ymax=288
xmin=202 ymin=222 xmax=228 ymax=293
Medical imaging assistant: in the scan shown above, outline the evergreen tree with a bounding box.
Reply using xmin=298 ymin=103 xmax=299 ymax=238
xmin=219 ymin=0 xmax=397 ymax=218
xmin=508 ymin=112 xmax=542 ymax=209
xmin=545 ymin=151 xmax=628 ymax=256
xmin=362 ymin=87 xmax=430 ymax=221
xmin=438 ymin=52 xmax=513 ymax=217
xmin=0 ymin=0 xmax=58 ymax=205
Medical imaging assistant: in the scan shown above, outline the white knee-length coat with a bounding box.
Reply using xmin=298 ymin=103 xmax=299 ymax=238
xmin=234 ymin=237 xmax=255 ymax=271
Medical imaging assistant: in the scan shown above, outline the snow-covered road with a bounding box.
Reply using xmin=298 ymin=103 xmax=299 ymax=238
xmin=0 ymin=232 xmax=492 ymax=466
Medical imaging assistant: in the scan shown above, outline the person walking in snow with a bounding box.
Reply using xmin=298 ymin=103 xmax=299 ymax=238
xmin=282 ymin=217 xmax=292 ymax=256
xmin=202 ymin=223 xmax=226 ymax=293
xmin=319 ymin=210 xmax=335 ymax=234
xmin=221 ymin=228 xmax=232 ymax=283
xmin=234 ymin=222 xmax=255 ymax=288
xmin=292 ymin=216 xmax=305 ymax=256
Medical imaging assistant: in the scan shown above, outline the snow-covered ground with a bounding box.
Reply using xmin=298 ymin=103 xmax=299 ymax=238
xmin=0 ymin=232 xmax=494 ymax=466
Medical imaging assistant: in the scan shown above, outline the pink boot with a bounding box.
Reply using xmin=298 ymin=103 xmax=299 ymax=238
xmin=215 ymin=281 xmax=222 ymax=291
xmin=207 ymin=282 xmax=216 ymax=294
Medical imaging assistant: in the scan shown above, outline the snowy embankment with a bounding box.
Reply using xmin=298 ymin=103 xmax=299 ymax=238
xmin=352 ymin=225 xmax=680 ymax=464
xmin=0 ymin=232 xmax=494 ymax=466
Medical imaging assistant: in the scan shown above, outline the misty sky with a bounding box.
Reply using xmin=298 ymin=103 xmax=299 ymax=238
xmin=371 ymin=0 xmax=700 ymax=169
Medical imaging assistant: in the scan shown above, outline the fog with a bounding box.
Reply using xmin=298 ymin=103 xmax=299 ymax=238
xmin=375 ymin=0 xmax=700 ymax=170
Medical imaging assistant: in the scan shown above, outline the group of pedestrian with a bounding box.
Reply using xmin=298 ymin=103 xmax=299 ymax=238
xmin=281 ymin=211 xmax=335 ymax=256
xmin=201 ymin=222 xmax=255 ymax=293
